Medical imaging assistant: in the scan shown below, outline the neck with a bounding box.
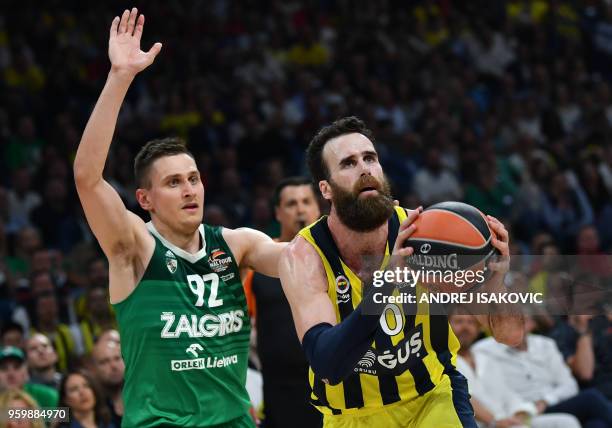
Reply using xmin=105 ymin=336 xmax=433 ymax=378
xmin=327 ymin=211 xmax=388 ymax=274
xmin=153 ymin=219 xmax=201 ymax=253
xmin=458 ymin=347 xmax=472 ymax=358
xmin=73 ymin=410 xmax=96 ymax=427
xmin=32 ymin=366 xmax=55 ymax=380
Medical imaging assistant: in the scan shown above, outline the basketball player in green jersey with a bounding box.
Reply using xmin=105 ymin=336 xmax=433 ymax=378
xmin=74 ymin=9 xmax=282 ymax=427
xmin=279 ymin=117 xmax=525 ymax=427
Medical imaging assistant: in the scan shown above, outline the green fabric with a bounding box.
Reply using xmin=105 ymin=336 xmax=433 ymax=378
xmin=24 ymin=382 xmax=59 ymax=407
xmin=4 ymin=138 xmax=44 ymax=170
xmin=5 ymin=256 xmax=28 ymax=275
xmin=114 ymin=224 xmax=251 ymax=427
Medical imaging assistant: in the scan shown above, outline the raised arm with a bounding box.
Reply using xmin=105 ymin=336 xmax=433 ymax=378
xmin=74 ymin=8 xmax=161 ymax=301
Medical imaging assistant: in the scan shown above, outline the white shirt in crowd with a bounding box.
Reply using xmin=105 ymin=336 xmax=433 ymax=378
xmin=472 ymin=335 xmax=578 ymax=406
xmin=457 ymin=352 xmax=580 ymax=428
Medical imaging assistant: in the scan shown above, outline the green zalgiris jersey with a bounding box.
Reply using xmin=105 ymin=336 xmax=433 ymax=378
xmin=113 ymin=223 xmax=252 ymax=427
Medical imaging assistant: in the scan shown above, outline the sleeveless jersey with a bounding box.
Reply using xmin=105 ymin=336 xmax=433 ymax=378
xmin=113 ymin=223 xmax=251 ymax=427
xmin=299 ymin=207 xmax=461 ymax=416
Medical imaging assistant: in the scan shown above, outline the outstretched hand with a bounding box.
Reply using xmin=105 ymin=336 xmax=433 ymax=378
xmin=109 ymin=8 xmax=162 ymax=77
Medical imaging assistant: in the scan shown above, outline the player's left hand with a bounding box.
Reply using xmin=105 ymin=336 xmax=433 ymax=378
xmin=486 ymin=215 xmax=510 ymax=273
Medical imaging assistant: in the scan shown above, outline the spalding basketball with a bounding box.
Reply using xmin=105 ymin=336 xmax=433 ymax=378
xmin=404 ymin=201 xmax=498 ymax=292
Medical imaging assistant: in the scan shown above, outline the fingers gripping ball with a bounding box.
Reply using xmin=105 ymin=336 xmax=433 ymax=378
xmin=404 ymin=201 xmax=498 ymax=292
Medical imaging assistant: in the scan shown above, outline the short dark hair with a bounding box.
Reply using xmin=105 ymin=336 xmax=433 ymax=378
xmin=1 ymin=321 xmax=24 ymax=338
xmin=134 ymin=137 xmax=195 ymax=188
xmin=306 ymin=116 xmax=375 ymax=183
xmin=272 ymin=176 xmax=314 ymax=207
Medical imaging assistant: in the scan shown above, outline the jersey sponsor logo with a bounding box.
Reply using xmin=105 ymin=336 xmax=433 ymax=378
xmin=357 ymin=350 xmax=376 ymax=368
xmin=335 ymin=275 xmax=351 ymax=303
xmin=165 ymin=250 xmax=178 ymax=273
xmin=220 ymin=273 xmax=235 ymax=282
xmin=160 ymin=310 xmax=244 ymax=338
xmin=208 ymin=249 xmax=233 ymax=273
xmin=186 ymin=343 xmax=204 ymax=357
xmin=171 ymin=354 xmax=239 ymax=371
xmin=354 ymin=324 xmax=427 ymax=376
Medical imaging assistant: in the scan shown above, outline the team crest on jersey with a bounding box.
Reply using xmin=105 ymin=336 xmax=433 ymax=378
xmin=335 ymin=275 xmax=350 ymax=303
xmin=208 ymin=249 xmax=233 ymax=273
xmin=165 ymin=250 xmax=177 ymax=273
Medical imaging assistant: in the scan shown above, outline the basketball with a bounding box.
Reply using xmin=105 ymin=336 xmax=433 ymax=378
xmin=404 ymin=201 xmax=498 ymax=292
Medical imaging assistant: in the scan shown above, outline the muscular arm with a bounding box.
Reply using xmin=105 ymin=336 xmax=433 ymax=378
xmin=73 ymin=9 xmax=161 ymax=302
xmin=279 ymin=215 xmax=417 ymax=385
xmin=223 ymin=227 xmax=286 ymax=278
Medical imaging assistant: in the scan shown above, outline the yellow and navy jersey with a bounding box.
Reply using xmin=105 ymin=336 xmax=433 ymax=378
xmin=298 ymin=206 xmax=460 ymax=416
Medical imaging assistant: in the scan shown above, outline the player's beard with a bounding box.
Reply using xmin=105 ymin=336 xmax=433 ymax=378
xmin=330 ymin=174 xmax=394 ymax=232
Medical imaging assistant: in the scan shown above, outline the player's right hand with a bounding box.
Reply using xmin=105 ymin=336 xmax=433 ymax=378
xmin=385 ymin=207 xmax=421 ymax=275
xmin=109 ymin=8 xmax=162 ymax=77
xmin=391 ymin=206 xmax=422 ymax=258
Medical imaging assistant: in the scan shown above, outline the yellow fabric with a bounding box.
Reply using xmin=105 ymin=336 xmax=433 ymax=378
xmin=298 ymin=207 xmax=460 ymax=417
xmin=323 ymin=375 xmax=463 ymax=428
xmin=31 ymin=324 xmax=75 ymax=372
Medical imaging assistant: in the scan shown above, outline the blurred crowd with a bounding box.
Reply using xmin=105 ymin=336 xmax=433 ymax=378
xmin=0 ymin=0 xmax=611 ymax=426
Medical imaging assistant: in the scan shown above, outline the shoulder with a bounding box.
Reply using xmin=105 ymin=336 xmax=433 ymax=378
xmin=282 ymin=234 xmax=319 ymax=263
xmin=529 ymin=334 xmax=560 ymax=353
xmin=472 ymin=336 xmax=505 ymax=356
xmin=221 ymin=226 xmax=269 ymax=250
xmin=280 ymin=235 xmax=325 ymax=278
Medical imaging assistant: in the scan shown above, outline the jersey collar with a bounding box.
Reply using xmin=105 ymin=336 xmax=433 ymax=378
xmin=146 ymin=222 xmax=207 ymax=264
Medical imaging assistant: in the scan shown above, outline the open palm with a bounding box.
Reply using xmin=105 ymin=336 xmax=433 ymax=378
xmin=109 ymin=8 xmax=161 ymax=76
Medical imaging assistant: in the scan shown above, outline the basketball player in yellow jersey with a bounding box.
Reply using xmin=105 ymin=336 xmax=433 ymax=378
xmin=279 ymin=117 xmax=525 ymax=427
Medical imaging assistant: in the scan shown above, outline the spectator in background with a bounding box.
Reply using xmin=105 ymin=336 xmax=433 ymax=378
xmin=4 ymin=227 xmax=42 ymax=280
xmin=551 ymin=307 xmax=612 ymax=401
xmin=540 ymin=171 xmax=594 ymax=251
xmin=57 ymin=371 xmax=115 ymax=428
xmin=0 ymin=389 xmax=45 ymax=428
xmin=0 ymin=346 xmax=58 ymax=408
xmin=474 ymin=315 xmax=612 ymax=427
xmin=0 ymin=322 xmax=24 ymax=349
xmin=5 ymin=168 xmax=41 ymax=234
xmin=29 ymin=178 xmax=80 ymax=252
xmin=90 ymin=339 xmax=124 ymax=427
xmin=575 ymin=225 xmax=612 ymax=279
xmin=25 ymin=333 xmax=62 ymax=390
xmin=450 ymin=308 xmax=580 ymax=428
xmin=412 ymin=146 xmax=462 ymax=206
xmin=78 ymin=286 xmax=117 ymax=357
xmin=243 ymin=177 xmax=322 ymax=428
xmin=30 ymin=292 xmax=81 ymax=372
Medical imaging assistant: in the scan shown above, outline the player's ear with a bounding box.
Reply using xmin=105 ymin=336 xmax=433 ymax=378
xmin=136 ymin=188 xmax=152 ymax=210
xmin=319 ymin=180 xmax=332 ymax=201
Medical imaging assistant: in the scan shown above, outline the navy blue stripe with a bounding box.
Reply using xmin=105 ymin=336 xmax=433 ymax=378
xmin=400 ymin=297 xmax=435 ymax=396
xmin=447 ymin=368 xmax=478 ymax=427
xmin=373 ymin=329 xmax=401 ymax=405
xmin=387 ymin=210 xmax=400 ymax=250
xmin=309 ymin=219 xmax=364 ymax=410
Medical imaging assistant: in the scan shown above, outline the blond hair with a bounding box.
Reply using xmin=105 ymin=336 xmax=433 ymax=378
xmin=0 ymin=389 xmax=45 ymax=428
